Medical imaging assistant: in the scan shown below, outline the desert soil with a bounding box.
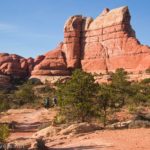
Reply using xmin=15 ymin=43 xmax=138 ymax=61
xmin=0 ymin=108 xmax=150 ymax=150
xmin=50 ymin=128 xmax=150 ymax=150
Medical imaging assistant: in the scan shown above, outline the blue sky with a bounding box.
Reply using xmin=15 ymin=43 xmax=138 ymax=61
xmin=0 ymin=0 xmax=150 ymax=58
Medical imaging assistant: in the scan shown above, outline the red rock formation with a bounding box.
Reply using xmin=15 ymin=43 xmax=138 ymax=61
xmin=0 ymin=53 xmax=29 ymax=78
xmin=31 ymin=43 xmax=70 ymax=77
xmin=63 ymin=15 xmax=83 ymax=68
xmin=0 ymin=53 xmax=29 ymax=88
xmin=80 ymin=6 xmax=150 ymax=73
xmin=0 ymin=53 xmax=36 ymax=88
xmin=1 ymin=6 xmax=150 ymax=85
xmin=27 ymin=57 xmax=35 ymax=74
xmin=34 ymin=55 xmax=45 ymax=66
xmin=31 ymin=6 xmax=150 ymax=80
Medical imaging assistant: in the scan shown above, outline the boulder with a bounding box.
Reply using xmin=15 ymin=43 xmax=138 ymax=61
xmin=33 ymin=123 xmax=102 ymax=140
xmin=59 ymin=123 xmax=102 ymax=135
xmin=7 ymin=141 xmax=31 ymax=150
xmin=33 ymin=126 xmax=61 ymax=139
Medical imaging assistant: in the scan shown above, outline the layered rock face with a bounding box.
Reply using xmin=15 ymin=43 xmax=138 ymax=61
xmin=65 ymin=6 xmax=150 ymax=74
xmin=0 ymin=53 xmax=35 ymax=88
xmin=0 ymin=53 xmax=29 ymax=77
xmin=31 ymin=6 xmax=150 ymax=80
xmin=63 ymin=15 xmax=83 ymax=68
xmin=1 ymin=6 xmax=150 ymax=85
xmin=31 ymin=43 xmax=70 ymax=77
xmin=81 ymin=6 xmax=136 ymax=73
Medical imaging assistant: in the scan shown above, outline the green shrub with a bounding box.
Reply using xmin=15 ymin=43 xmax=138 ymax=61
xmin=0 ymin=92 xmax=10 ymax=112
xmin=0 ymin=101 xmax=10 ymax=112
xmin=57 ymin=69 xmax=99 ymax=122
xmin=14 ymin=81 xmax=36 ymax=106
xmin=129 ymin=81 xmax=150 ymax=106
xmin=96 ymin=83 xmax=123 ymax=127
xmin=95 ymin=68 xmax=131 ymax=126
xmin=0 ymin=124 xmax=10 ymax=142
xmin=141 ymin=78 xmax=150 ymax=84
xmin=128 ymin=105 xmax=138 ymax=114
xmin=53 ymin=114 xmax=66 ymax=125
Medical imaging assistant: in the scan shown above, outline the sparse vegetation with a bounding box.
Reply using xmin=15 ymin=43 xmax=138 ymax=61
xmin=0 ymin=124 xmax=10 ymax=143
xmin=53 ymin=113 xmax=66 ymax=125
xmin=14 ymin=81 xmax=36 ymax=106
xmin=0 ymin=91 xmax=10 ymax=112
xmin=0 ymin=68 xmax=149 ymax=128
xmin=0 ymin=78 xmax=57 ymax=111
xmin=56 ymin=68 xmax=150 ymax=126
xmin=57 ymin=69 xmax=99 ymax=122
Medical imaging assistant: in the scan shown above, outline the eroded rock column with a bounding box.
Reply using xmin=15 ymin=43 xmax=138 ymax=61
xmin=63 ymin=15 xmax=83 ymax=69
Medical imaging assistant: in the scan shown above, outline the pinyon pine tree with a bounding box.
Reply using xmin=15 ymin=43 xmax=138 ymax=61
xmin=57 ymin=69 xmax=99 ymax=122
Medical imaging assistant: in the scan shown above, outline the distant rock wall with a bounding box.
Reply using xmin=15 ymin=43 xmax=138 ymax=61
xmin=0 ymin=53 xmax=28 ymax=77
xmin=0 ymin=53 xmax=34 ymax=88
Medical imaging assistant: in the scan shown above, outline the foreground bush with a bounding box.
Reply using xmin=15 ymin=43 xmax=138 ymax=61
xmin=0 ymin=124 xmax=9 ymax=143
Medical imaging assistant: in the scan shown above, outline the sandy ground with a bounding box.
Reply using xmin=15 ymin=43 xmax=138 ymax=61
xmin=0 ymin=109 xmax=150 ymax=150
xmin=0 ymin=108 xmax=57 ymax=141
xmin=46 ymin=128 xmax=150 ymax=150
